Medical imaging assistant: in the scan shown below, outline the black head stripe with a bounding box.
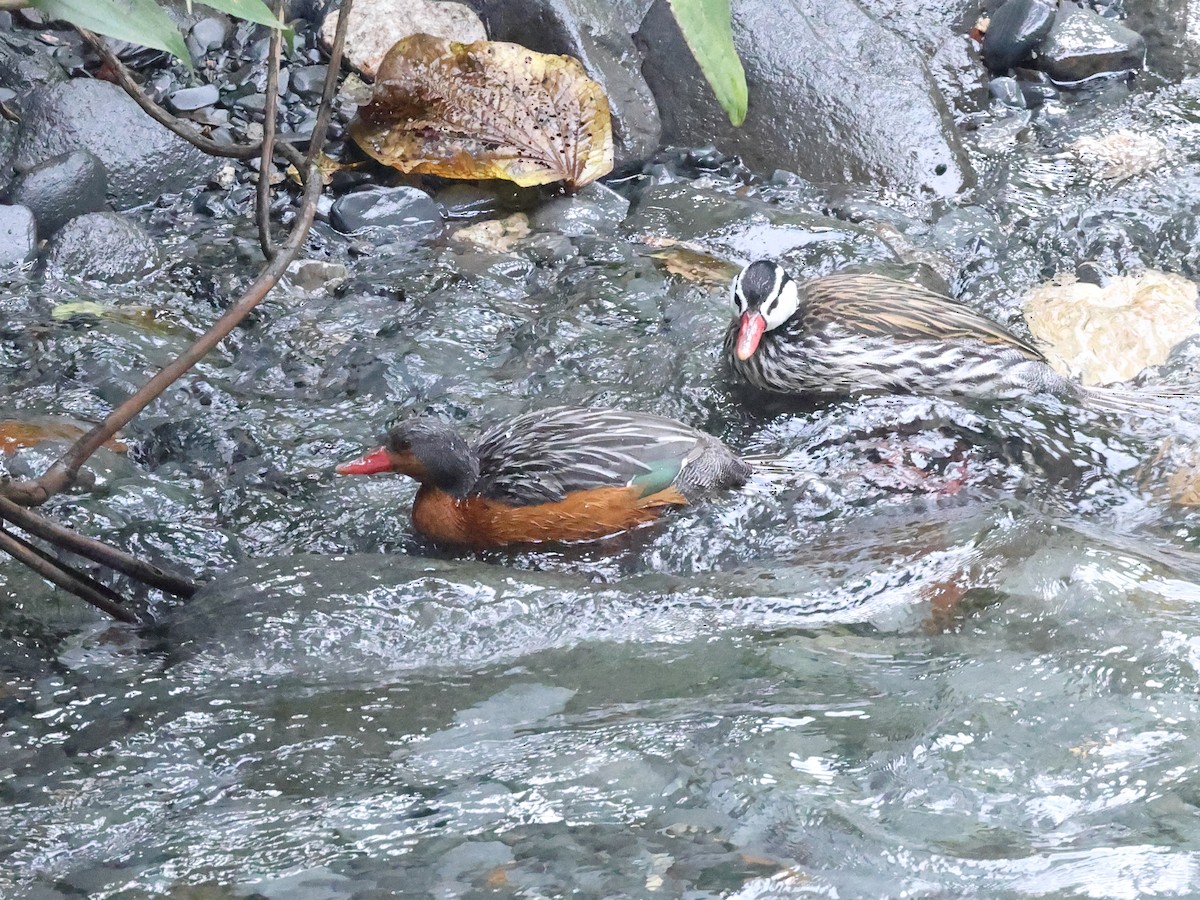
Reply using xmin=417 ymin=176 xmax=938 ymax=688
xmin=738 ymin=260 xmax=783 ymax=306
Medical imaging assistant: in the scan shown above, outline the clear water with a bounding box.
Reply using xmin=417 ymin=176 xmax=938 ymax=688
xmin=7 ymin=13 xmax=1200 ymax=899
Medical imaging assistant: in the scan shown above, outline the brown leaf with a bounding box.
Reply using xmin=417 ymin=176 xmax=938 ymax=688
xmin=641 ymin=236 xmax=741 ymax=286
xmin=0 ymin=419 xmax=127 ymax=455
xmin=350 ymin=34 xmax=613 ymax=189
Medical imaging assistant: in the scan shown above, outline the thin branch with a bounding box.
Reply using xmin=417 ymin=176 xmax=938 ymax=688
xmin=0 ymin=525 xmax=139 ymax=624
xmin=256 ymin=0 xmax=286 ymax=260
xmin=307 ymin=0 xmax=353 ymax=167
xmin=0 ymin=494 xmax=195 ymax=597
xmin=0 ymin=1 xmax=29 ymax=9
xmin=82 ymin=30 xmax=307 ymax=170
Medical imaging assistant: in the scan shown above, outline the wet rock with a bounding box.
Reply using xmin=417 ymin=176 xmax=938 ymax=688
xmin=0 ymin=118 xmax=15 ymax=194
xmin=982 ymin=0 xmax=1055 ymax=72
xmin=530 ymin=182 xmax=629 ymax=236
xmin=321 ymin=0 xmax=486 ymax=79
xmin=15 ymin=80 xmax=217 ymax=208
xmin=637 ymin=0 xmax=972 ymax=198
xmin=7 ymin=150 xmax=108 ymax=239
xmin=290 ymin=64 xmax=328 ymax=99
xmin=480 ymin=0 xmax=662 ymax=167
xmin=1037 ymin=3 xmax=1145 ymax=84
xmin=0 ymin=203 xmax=35 ymax=266
xmin=43 ymin=212 xmax=159 ymax=282
xmin=989 ymin=76 xmax=1026 ymax=107
xmin=0 ymin=30 xmax=68 ymax=97
xmin=186 ymin=17 xmax=230 ymax=59
xmin=168 ymin=84 xmax=220 ymax=113
xmin=329 ymin=185 xmax=442 ymax=236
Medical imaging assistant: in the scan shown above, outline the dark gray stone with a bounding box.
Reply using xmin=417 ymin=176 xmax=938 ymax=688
xmin=530 ymin=182 xmax=630 ymax=236
xmin=1037 ymin=2 xmax=1145 ymax=84
xmin=15 ymin=79 xmax=217 ymax=208
xmin=290 ymin=65 xmax=329 ymax=98
xmin=7 ymin=150 xmax=108 ymax=239
xmin=329 ymin=186 xmax=442 ymax=236
xmin=43 ymin=212 xmax=159 ymax=282
xmin=988 ymin=76 xmax=1026 ymax=108
xmin=168 ymin=84 xmax=220 ymax=112
xmin=982 ymin=0 xmax=1056 ymax=72
xmin=477 ymin=0 xmax=661 ymax=166
xmin=0 ymin=203 xmax=35 ymax=266
xmin=186 ymin=17 xmax=230 ymax=58
xmin=637 ymin=0 xmax=972 ymax=198
xmin=0 ymin=31 xmax=68 ymax=96
xmin=0 ymin=118 xmax=16 ymax=194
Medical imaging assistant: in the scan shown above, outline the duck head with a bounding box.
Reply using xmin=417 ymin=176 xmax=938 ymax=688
xmin=730 ymin=260 xmax=800 ymax=360
xmin=336 ymin=417 xmax=480 ymax=497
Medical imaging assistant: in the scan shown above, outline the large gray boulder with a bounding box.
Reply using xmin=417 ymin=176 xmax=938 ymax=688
xmin=637 ymin=0 xmax=973 ymax=197
xmin=7 ymin=149 xmax=108 ymax=239
xmin=477 ymin=0 xmax=661 ymax=167
xmin=15 ymin=79 xmax=218 ymax=208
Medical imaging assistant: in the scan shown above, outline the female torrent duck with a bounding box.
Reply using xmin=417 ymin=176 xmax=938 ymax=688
xmin=726 ymin=260 xmax=1082 ymax=402
xmin=336 ymin=405 xmax=751 ymax=548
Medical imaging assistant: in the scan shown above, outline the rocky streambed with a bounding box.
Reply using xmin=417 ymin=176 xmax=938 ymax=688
xmin=4 ymin=1 xmax=1200 ymax=896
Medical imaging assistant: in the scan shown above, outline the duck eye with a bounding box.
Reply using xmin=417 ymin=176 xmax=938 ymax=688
xmin=731 ymin=281 xmax=747 ymax=312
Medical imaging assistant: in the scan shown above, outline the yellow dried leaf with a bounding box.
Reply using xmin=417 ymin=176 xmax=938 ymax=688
xmin=0 ymin=419 xmax=127 ymax=454
xmin=350 ymin=34 xmax=613 ymax=189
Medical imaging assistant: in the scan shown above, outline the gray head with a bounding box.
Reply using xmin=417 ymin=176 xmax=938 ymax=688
xmin=337 ymin=417 xmax=479 ymax=497
xmin=730 ymin=260 xmax=801 ymax=359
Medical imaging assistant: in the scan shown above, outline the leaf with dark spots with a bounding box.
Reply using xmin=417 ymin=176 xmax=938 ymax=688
xmin=350 ymin=34 xmax=613 ymax=190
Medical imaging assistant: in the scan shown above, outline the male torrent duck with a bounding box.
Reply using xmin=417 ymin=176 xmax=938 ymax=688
xmin=336 ymin=405 xmax=751 ymax=548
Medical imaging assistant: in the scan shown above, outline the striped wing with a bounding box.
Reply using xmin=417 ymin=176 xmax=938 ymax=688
xmin=471 ymin=407 xmax=708 ymax=506
xmin=799 ymin=274 xmax=1047 ymax=361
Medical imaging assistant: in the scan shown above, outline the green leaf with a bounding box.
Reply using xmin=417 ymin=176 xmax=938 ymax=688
xmin=195 ymin=0 xmax=284 ymax=31
xmin=32 ymin=0 xmax=191 ymax=67
xmin=667 ymin=0 xmax=748 ymax=127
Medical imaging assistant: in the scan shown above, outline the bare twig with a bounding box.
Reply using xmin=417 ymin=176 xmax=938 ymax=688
xmin=0 ymin=1 xmax=29 ymax=10
xmin=307 ymin=0 xmax=353 ymax=168
xmin=0 ymin=495 xmax=195 ymax=596
xmin=0 ymin=525 xmax=139 ymax=624
xmin=256 ymin=0 xmax=286 ymax=260
xmin=82 ymin=30 xmax=307 ymax=170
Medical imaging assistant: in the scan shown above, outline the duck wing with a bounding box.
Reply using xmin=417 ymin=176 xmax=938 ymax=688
xmin=800 ymin=274 xmax=1047 ymax=361
xmin=472 ymin=406 xmax=738 ymax=507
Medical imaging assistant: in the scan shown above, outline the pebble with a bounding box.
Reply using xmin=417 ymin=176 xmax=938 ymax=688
xmin=290 ymin=65 xmax=328 ymax=99
xmin=7 ymin=149 xmax=108 ymax=239
xmin=43 ymin=212 xmax=159 ymax=283
xmin=982 ymin=0 xmax=1056 ymax=72
xmin=988 ymin=76 xmax=1026 ymax=108
xmin=529 ymin=182 xmax=630 ymax=237
xmin=329 ymin=185 xmax=442 ymax=237
xmin=168 ymin=83 xmax=220 ymax=113
xmin=187 ymin=17 xmax=228 ymax=58
xmin=0 ymin=203 xmax=36 ymax=266
xmin=1037 ymin=2 xmax=1145 ymax=84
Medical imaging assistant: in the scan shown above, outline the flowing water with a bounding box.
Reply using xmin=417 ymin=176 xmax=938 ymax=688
xmin=9 ymin=25 xmax=1200 ymax=900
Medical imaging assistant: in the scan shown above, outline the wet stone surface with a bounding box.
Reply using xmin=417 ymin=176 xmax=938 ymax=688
xmin=3 ymin=2 xmax=1200 ymax=898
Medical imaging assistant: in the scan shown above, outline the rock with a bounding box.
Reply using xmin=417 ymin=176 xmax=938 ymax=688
xmin=185 ymin=17 xmax=230 ymax=59
xmin=0 ymin=30 xmax=68 ymax=96
xmin=329 ymin=185 xmax=443 ymax=236
xmin=637 ymin=0 xmax=972 ymax=198
xmin=15 ymin=80 xmax=217 ymax=209
xmin=988 ymin=76 xmax=1026 ymax=107
xmin=290 ymin=65 xmax=328 ymax=99
xmin=168 ymin=84 xmax=220 ymax=113
xmin=478 ymin=0 xmax=662 ymax=167
xmin=0 ymin=203 xmax=35 ymax=266
xmin=43 ymin=212 xmax=159 ymax=283
xmin=0 ymin=118 xmax=16 ymax=194
xmin=529 ymin=181 xmax=629 ymax=236
xmin=1069 ymin=129 xmax=1165 ymax=183
xmin=321 ymin=0 xmax=486 ymax=79
xmin=982 ymin=0 xmax=1055 ymax=72
xmin=6 ymin=150 xmax=108 ymax=239
xmin=1036 ymin=3 xmax=1145 ymax=84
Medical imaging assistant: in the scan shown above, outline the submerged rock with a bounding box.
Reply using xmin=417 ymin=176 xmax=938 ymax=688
xmin=0 ymin=203 xmax=35 ymax=266
xmin=1024 ymin=271 xmax=1199 ymax=385
xmin=480 ymin=0 xmax=662 ymax=167
xmin=43 ymin=212 xmax=159 ymax=282
xmin=637 ymin=0 xmax=972 ymax=197
xmin=7 ymin=149 xmax=108 ymax=239
xmin=530 ymin=181 xmax=629 ymax=236
xmin=329 ymin=185 xmax=442 ymax=236
xmin=15 ymin=79 xmax=216 ymax=208
xmin=321 ymin=0 xmax=486 ymax=79
xmin=1036 ymin=3 xmax=1145 ymax=84
xmin=982 ymin=0 xmax=1055 ymax=72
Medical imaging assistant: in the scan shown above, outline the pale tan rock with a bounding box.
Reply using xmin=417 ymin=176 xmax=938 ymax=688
xmin=1069 ymin=129 xmax=1166 ymax=183
xmin=321 ymin=0 xmax=486 ymax=80
xmin=451 ymin=213 xmax=531 ymax=253
xmin=1024 ymin=270 xmax=1200 ymax=385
